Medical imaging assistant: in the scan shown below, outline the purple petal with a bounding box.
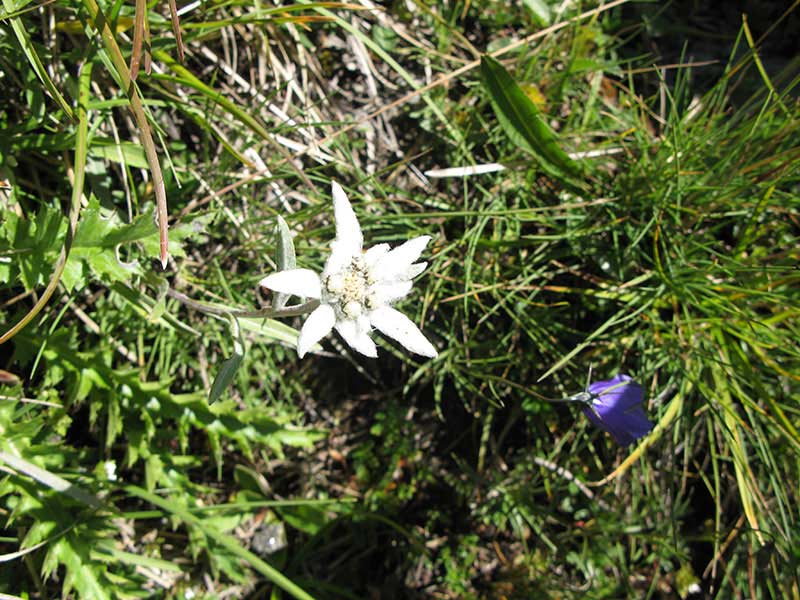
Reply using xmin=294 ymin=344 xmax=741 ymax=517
xmin=583 ymin=374 xmax=653 ymax=445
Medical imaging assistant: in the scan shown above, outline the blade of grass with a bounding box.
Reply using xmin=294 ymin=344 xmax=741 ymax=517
xmin=537 ymin=294 xmax=655 ymax=382
xmin=152 ymin=49 xmax=315 ymax=190
xmin=167 ymin=0 xmax=185 ymax=62
xmin=0 ymin=451 xmax=102 ymax=509
xmin=2 ymin=0 xmax=75 ymax=122
xmin=208 ymin=315 xmax=245 ymax=404
xmin=741 ymin=15 xmax=789 ymax=117
xmin=710 ymin=342 xmax=768 ymax=546
xmin=180 ymin=0 xmax=631 ymax=214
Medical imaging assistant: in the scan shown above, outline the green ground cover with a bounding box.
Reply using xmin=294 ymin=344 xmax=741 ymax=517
xmin=1 ymin=0 xmax=798 ymax=597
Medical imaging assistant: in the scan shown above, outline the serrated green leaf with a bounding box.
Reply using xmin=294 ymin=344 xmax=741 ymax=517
xmin=480 ymin=54 xmax=582 ymax=178
xmin=12 ymin=206 xmax=66 ymax=290
xmin=68 ymin=247 xmax=139 ymax=282
xmin=54 ymin=535 xmax=111 ymax=600
xmin=60 ymin=256 xmax=85 ymax=291
xmin=71 ymin=200 xmax=119 ymax=248
xmin=72 ymin=199 xmax=155 ymax=249
xmin=102 ymin=211 xmax=157 ymax=246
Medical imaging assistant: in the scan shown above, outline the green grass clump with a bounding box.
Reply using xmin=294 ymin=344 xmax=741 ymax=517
xmin=1 ymin=0 xmax=798 ymax=597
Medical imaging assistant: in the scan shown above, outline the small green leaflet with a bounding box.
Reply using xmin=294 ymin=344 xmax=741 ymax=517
xmin=208 ymin=314 xmax=245 ymax=404
xmin=273 ymin=215 xmax=296 ymax=310
xmin=479 ymin=54 xmax=582 ymax=178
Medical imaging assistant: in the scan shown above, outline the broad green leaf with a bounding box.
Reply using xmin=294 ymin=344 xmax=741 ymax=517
xmin=88 ymin=140 xmax=149 ymax=168
xmin=276 ymin=504 xmax=328 ymax=535
xmin=480 ymin=54 xmax=582 ymax=177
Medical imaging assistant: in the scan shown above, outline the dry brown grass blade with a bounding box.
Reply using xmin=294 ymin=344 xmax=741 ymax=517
xmin=130 ymin=0 xmax=145 ymax=80
xmin=144 ymin=3 xmax=152 ymax=74
xmin=82 ymin=0 xmax=169 ymax=268
xmin=167 ymin=0 xmax=184 ymax=62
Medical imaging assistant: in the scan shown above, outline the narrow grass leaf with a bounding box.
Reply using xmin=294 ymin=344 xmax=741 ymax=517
xmin=0 ymin=451 xmax=102 ymax=509
xmin=305 ymin=1 xmax=464 ymax=144
xmin=91 ymin=539 xmax=184 ymax=572
xmin=2 ymin=0 xmax=75 ymax=122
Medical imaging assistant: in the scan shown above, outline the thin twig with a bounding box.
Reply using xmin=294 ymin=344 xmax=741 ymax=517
xmin=166 ymin=288 xmax=318 ymax=319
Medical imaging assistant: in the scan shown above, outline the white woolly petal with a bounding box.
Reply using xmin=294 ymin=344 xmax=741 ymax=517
xmin=370 ymin=281 xmax=413 ymax=304
xmin=363 ymin=243 xmax=390 ymax=268
xmin=369 ymin=306 xmax=437 ymax=358
xmin=325 ymin=241 xmax=358 ymax=276
xmin=335 ymin=318 xmax=377 ymax=358
xmin=297 ymin=304 xmax=336 ymax=357
xmin=259 ymin=269 xmax=321 ymax=299
xmin=375 ymin=236 xmax=431 ymax=282
xmin=407 ymin=262 xmax=428 ymax=279
xmin=331 ymin=181 xmax=363 ymax=257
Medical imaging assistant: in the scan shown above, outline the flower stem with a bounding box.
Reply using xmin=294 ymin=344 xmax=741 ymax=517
xmin=166 ymin=288 xmax=319 ymax=319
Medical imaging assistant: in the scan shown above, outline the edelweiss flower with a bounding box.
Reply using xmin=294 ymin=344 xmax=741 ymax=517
xmin=260 ymin=182 xmax=438 ymax=359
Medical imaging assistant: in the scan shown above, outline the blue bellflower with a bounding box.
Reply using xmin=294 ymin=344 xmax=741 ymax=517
xmin=582 ymin=374 xmax=653 ymax=445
